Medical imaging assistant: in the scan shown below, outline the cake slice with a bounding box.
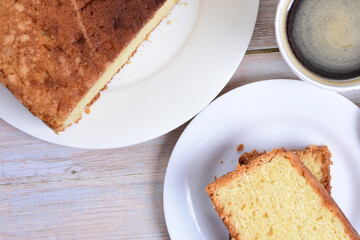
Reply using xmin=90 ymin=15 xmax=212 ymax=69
xmin=0 ymin=0 xmax=178 ymax=132
xmin=207 ymin=149 xmax=359 ymax=240
xmin=239 ymin=145 xmax=332 ymax=192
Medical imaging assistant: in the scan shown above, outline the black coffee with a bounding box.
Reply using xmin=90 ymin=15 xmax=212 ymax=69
xmin=287 ymin=0 xmax=360 ymax=80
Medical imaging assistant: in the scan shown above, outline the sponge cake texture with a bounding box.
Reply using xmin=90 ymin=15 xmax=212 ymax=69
xmin=207 ymin=149 xmax=359 ymax=240
xmin=0 ymin=0 xmax=177 ymax=132
xmin=239 ymin=145 xmax=332 ymax=192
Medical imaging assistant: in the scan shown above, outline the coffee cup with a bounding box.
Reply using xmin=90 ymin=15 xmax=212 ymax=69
xmin=275 ymin=0 xmax=360 ymax=91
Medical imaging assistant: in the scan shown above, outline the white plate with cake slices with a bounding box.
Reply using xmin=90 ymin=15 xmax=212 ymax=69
xmin=0 ymin=0 xmax=259 ymax=149
xmin=163 ymin=80 xmax=360 ymax=239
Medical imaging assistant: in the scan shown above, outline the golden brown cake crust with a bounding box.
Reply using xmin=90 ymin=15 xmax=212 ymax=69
xmin=286 ymin=150 xmax=359 ymax=240
xmin=294 ymin=145 xmax=332 ymax=192
xmin=207 ymin=149 xmax=287 ymax=240
xmin=0 ymin=0 xmax=168 ymax=132
xmin=238 ymin=145 xmax=332 ymax=193
xmin=207 ymin=149 xmax=359 ymax=240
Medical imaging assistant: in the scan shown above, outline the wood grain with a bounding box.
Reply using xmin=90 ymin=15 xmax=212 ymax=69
xmin=1 ymin=0 xmax=359 ymax=239
xmin=0 ymin=121 xmax=184 ymax=239
xmin=248 ymin=0 xmax=279 ymax=50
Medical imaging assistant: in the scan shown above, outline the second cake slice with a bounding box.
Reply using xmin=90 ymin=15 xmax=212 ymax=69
xmin=239 ymin=145 xmax=332 ymax=192
xmin=207 ymin=149 xmax=359 ymax=240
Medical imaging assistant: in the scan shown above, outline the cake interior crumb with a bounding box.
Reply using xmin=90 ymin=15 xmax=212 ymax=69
xmin=237 ymin=144 xmax=244 ymax=152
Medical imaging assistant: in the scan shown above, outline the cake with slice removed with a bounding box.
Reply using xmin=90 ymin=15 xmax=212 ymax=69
xmin=239 ymin=145 xmax=332 ymax=192
xmin=207 ymin=149 xmax=359 ymax=240
xmin=0 ymin=0 xmax=178 ymax=132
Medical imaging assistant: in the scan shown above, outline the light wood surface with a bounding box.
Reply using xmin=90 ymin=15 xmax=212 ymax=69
xmin=1 ymin=1 xmax=359 ymax=239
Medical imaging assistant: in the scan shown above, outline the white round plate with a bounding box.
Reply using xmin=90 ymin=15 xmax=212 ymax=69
xmin=0 ymin=0 xmax=259 ymax=149
xmin=164 ymin=79 xmax=360 ymax=239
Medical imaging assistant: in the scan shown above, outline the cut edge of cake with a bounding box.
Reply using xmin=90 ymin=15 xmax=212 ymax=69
xmin=206 ymin=149 xmax=359 ymax=240
xmin=294 ymin=145 xmax=332 ymax=192
xmin=59 ymin=0 xmax=178 ymax=132
xmin=238 ymin=145 xmax=332 ymax=193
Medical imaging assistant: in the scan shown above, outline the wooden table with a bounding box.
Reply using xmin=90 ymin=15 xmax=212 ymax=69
xmin=1 ymin=1 xmax=359 ymax=239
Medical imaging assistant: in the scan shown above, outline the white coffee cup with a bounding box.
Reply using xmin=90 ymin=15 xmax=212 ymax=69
xmin=275 ymin=0 xmax=360 ymax=92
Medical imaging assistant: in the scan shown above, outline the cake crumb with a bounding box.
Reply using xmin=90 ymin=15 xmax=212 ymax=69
xmin=214 ymin=176 xmax=217 ymax=181
xmin=85 ymin=107 xmax=91 ymax=114
xmin=220 ymin=161 xmax=223 ymax=164
xmin=166 ymin=20 xmax=172 ymax=26
xmin=101 ymin=85 xmax=108 ymax=91
xmin=237 ymin=144 xmax=244 ymax=152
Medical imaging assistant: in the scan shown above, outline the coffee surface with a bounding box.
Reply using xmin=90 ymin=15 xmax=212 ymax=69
xmin=287 ymin=0 xmax=360 ymax=79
